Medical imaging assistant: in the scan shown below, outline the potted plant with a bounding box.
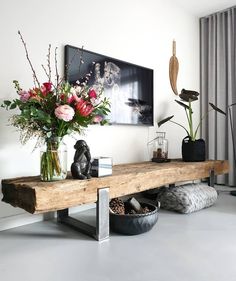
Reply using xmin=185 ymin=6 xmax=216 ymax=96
xmin=158 ymin=89 xmax=226 ymax=162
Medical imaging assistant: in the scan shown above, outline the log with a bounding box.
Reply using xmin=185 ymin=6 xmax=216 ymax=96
xmin=1 ymin=160 xmax=229 ymax=214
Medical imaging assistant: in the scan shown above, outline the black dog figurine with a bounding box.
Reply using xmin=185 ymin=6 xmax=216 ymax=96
xmin=71 ymin=140 xmax=91 ymax=180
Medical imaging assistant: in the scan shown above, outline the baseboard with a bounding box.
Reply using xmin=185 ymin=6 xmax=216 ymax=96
xmin=0 ymin=203 xmax=95 ymax=232
xmin=0 ymin=212 xmax=44 ymax=232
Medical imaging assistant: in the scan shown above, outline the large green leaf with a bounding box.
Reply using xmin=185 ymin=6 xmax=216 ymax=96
xmin=175 ymin=100 xmax=192 ymax=112
xmin=209 ymin=103 xmax=226 ymax=115
xmin=158 ymin=115 xmax=174 ymax=127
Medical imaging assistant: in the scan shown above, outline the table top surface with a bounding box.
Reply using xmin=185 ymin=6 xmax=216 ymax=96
xmin=1 ymin=159 xmax=230 ymax=214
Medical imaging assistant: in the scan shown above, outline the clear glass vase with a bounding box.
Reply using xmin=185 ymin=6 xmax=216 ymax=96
xmin=40 ymin=137 xmax=67 ymax=181
xmin=148 ymin=132 xmax=168 ymax=162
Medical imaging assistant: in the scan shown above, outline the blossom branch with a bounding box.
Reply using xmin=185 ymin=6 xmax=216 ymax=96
xmin=42 ymin=44 xmax=52 ymax=82
xmin=42 ymin=64 xmax=50 ymax=81
xmin=47 ymin=44 xmax=52 ymax=82
xmin=55 ymin=47 xmax=59 ymax=89
xmin=18 ymin=31 xmax=40 ymax=88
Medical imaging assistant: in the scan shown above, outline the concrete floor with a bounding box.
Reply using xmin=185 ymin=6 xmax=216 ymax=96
xmin=0 ymin=187 xmax=236 ymax=281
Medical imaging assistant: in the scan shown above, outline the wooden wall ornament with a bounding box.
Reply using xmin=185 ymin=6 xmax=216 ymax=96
xmin=169 ymin=40 xmax=179 ymax=95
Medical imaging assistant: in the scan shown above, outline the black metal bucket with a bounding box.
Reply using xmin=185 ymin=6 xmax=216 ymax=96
xmin=182 ymin=137 xmax=205 ymax=162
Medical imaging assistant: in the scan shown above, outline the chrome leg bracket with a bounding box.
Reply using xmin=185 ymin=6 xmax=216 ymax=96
xmin=57 ymin=187 xmax=109 ymax=241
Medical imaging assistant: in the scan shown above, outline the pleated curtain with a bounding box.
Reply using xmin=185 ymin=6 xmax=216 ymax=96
xmin=200 ymin=6 xmax=236 ymax=186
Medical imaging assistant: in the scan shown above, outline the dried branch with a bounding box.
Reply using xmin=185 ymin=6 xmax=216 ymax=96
xmin=54 ymin=47 xmax=59 ymax=88
xmin=33 ymin=76 xmax=36 ymax=88
xmin=42 ymin=64 xmax=50 ymax=81
xmin=47 ymin=44 xmax=52 ymax=82
xmin=41 ymin=45 xmax=52 ymax=82
xmin=18 ymin=31 xmax=40 ymax=88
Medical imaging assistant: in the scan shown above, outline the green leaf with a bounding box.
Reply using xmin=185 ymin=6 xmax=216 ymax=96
xmin=209 ymin=103 xmax=226 ymax=115
xmin=100 ymin=119 xmax=110 ymax=125
xmin=175 ymin=100 xmax=192 ymax=112
xmin=4 ymin=100 xmax=11 ymax=106
xmin=9 ymin=103 xmax=17 ymax=109
xmin=158 ymin=115 xmax=174 ymax=127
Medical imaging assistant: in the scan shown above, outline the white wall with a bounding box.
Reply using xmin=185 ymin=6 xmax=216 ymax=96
xmin=0 ymin=0 xmax=199 ymax=222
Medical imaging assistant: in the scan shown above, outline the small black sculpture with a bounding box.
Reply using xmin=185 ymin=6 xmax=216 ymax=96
xmin=71 ymin=140 xmax=91 ymax=180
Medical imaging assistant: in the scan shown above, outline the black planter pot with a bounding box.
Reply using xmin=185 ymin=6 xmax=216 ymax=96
xmin=182 ymin=137 xmax=206 ymax=162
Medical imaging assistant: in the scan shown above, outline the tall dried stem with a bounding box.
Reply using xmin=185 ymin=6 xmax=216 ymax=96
xmin=55 ymin=47 xmax=59 ymax=89
xmin=42 ymin=44 xmax=52 ymax=82
xmin=18 ymin=31 xmax=40 ymax=88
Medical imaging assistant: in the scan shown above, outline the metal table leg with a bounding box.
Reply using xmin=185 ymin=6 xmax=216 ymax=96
xmin=57 ymin=187 xmax=109 ymax=241
xmin=208 ymin=169 xmax=215 ymax=187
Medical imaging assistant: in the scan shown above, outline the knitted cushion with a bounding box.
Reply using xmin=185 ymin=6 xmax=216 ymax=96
xmin=156 ymin=183 xmax=217 ymax=214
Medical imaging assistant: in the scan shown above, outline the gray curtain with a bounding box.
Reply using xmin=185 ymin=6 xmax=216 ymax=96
xmin=200 ymin=6 xmax=236 ymax=186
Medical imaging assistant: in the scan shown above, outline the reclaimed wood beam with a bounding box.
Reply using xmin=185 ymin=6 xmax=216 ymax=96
xmin=1 ymin=160 xmax=229 ymax=214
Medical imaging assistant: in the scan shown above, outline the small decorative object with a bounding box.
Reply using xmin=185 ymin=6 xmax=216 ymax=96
xmin=109 ymin=198 xmax=125 ymax=215
xmin=71 ymin=140 xmax=91 ymax=180
xmin=155 ymin=183 xmax=218 ymax=214
xmin=109 ymin=197 xmax=159 ymax=235
xmin=0 ymin=31 xmax=110 ymax=181
xmin=169 ymin=40 xmax=179 ymax=95
xmin=158 ymin=89 xmax=226 ymax=162
xmin=40 ymin=137 xmax=67 ymax=181
xmin=148 ymin=132 xmax=169 ymax=162
xmin=126 ymin=197 xmax=142 ymax=213
xmin=91 ymin=157 xmax=112 ymax=177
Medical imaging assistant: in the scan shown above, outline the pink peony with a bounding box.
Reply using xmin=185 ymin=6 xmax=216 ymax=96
xmin=19 ymin=90 xmax=30 ymax=102
xmin=76 ymin=99 xmax=94 ymax=117
xmin=55 ymin=105 xmax=75 ymax=122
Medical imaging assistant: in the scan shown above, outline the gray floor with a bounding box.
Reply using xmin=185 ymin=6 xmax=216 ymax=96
xmin=0 ymin=187 xmax=236 ymax=281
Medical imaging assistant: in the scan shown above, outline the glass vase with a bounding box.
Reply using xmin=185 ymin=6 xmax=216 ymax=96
xmin=148 ymin=132 xmax=168 ymax=162
xmin=40 ymin=137 xmax=67 ymax=181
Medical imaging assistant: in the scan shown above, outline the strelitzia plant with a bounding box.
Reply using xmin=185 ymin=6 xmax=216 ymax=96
xmin=158 ymin=89 xmax=226 ymax=141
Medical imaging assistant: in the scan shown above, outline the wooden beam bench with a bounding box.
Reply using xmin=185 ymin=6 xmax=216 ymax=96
xmin=1 ymin=160 xmax=229 ymax=241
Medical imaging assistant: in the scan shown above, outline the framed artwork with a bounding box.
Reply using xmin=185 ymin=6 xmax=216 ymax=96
xmin=65 ymin=45 xmax=154 ymax=126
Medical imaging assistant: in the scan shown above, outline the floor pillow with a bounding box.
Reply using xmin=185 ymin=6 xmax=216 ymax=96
xmin=156 ymin=182 xmax=218 ymax=214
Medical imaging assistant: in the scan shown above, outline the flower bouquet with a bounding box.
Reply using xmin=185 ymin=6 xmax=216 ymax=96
xmin=1 ymin=31 xmax=110 ymax=181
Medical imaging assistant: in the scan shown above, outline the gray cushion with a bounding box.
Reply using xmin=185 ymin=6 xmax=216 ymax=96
xmin=156 ymin=183 xmax=218 ymax=214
